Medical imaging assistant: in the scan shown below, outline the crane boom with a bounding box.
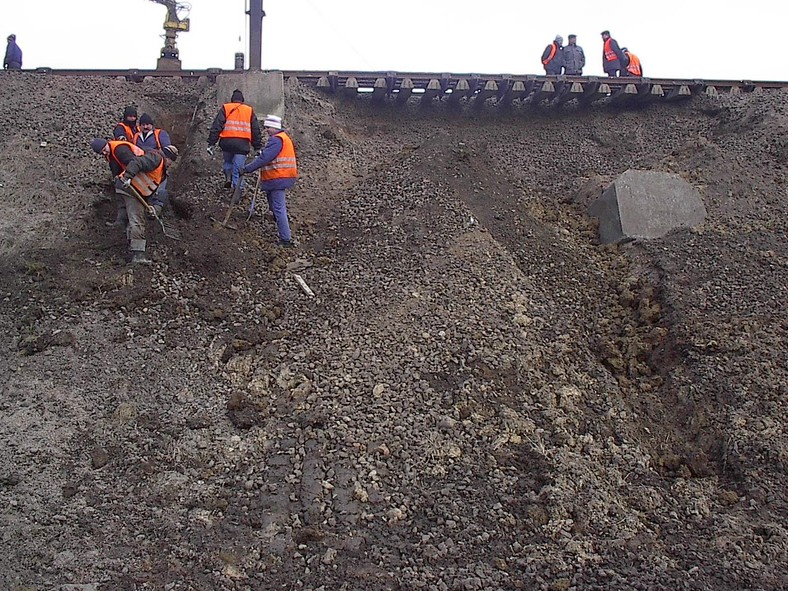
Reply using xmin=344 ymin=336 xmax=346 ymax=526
xmin=148 ymin=0 xmax=191 ymax=70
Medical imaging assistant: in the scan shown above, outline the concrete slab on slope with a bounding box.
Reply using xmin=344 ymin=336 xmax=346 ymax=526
xmin=588 ymin=170 xmax=706 ymax=244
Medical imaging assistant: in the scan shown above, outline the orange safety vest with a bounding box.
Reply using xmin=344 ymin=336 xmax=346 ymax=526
xmin=107 ymin=141 xmax=164 ymax=197
xmin=261 ymin=131 xmax=298 ymax=182
xmin=625 ymin=52 xmax=642 ymax=76
xmin=603 ymin=38 xmax=618 ymax=62
xmin=219 ymin=102 xmax=253 ymax=140
xmin=107 ymin=140 xmax=145 ymax=170
xmin=129 ymin=155 xmax=166 ymax=197
xmin=133 ymin=128 xmax=164 ymax=150
xmin=542 ymin=42 xmax=558 ymax=66
xmin=116 ymin=122 xmax=139 ymax=141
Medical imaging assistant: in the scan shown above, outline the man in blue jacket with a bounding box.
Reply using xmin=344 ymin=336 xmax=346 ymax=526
xmin=4 ymin=34 xmax=22 ymax=69
xmin=242 ymin=115 xmax=298 ymax=248
xmin=135 ymin=113 xmax=173 ymax=215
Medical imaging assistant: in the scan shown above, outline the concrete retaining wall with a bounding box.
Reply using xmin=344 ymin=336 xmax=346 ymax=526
xmin=216 ymin=71 xmax=284 ymax=120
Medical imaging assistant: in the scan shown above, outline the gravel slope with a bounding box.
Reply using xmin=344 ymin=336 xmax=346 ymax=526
xmin=0 ymin=73 xmax=786 ymax=591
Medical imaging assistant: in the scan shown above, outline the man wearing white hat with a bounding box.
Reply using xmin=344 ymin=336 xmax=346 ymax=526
xmin=242 ymin=114 xmax=298 ymax=247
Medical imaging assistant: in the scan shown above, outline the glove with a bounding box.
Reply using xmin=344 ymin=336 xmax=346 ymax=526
xmin=207 ymin=145 xmax=215 ymax=156
xmin=114 ymin=175 xmax=131 ymax=191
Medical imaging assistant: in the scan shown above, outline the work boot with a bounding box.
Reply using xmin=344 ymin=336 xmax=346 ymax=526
xmin=277 ymin=239 xmax=296 ymax=248
xmin=130 ymin=252 xmax=152 ymax=265
xmin=105 ymin=219 xmax=126 ymax=228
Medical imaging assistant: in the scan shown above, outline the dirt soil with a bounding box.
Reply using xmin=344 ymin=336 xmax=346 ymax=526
xmin=0 ymin=73 xmax=786 ymax=591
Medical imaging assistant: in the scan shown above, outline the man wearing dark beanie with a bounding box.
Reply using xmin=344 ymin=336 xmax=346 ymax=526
xmin=113 ymin=106 xmax=139 ymax=141
xmin=134 ymin=113 xmax=173 ymax=215
xmin=207 ymin=89 xmax=262 ymax=194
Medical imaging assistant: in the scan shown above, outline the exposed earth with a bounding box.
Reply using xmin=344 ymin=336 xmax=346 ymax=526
xmin=0 ymin=73 xmax=786 ymax=591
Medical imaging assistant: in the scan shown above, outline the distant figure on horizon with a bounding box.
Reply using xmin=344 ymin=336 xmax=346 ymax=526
xmin=114 ymin=106 xmax=139 ymax=142
xmin=541 ymin=35 xmax=564 ymax=75
xmin=4 ymin=34 xmax=22 ymax=69
xmin=621 ymin=48 xmax=643 ymax=77
xmin=134 ymin=113 xmax=173 ymax=216
xmin=563 ymin=34 xmax=585 ymax=76
xmin=600 ymin=30 xmax=627 ymax=77
xmin=207 ymin=89 xmax=263 ymax=194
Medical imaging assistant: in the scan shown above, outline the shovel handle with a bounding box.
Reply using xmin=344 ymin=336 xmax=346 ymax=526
xmin=126 ymin=184 xmax=156 ymax=216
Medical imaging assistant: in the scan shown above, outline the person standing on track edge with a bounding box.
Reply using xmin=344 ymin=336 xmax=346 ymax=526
xmin=242 ymin=115 xmax=298 ymax=248
xmin=563 ymin=34 xmax=585 ymax=76
xmin=207 ymin=89 xmax=262 ymax=194
xmin=541 ymin=35 xmax=564 ymax=75
xmin=4 ymin=34 xmax=22 ymax=69
xmin=601 ymin=30 xmax=627 ymax=77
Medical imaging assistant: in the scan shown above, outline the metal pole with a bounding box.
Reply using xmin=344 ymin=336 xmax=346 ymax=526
xmin=247 ymin=0 xmax=265 ymax=70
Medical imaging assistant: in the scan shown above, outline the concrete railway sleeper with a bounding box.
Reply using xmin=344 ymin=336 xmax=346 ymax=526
xmin=15 ymin=67 xmax=788 ymax=108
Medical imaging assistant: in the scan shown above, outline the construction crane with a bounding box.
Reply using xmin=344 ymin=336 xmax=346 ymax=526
xmin=149 ymin=0 xmax=191 ymax=70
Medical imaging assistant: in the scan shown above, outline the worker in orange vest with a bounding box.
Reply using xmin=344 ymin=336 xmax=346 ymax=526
xmin=207 ymin=89 xmax=263 ymax=193
xmin=621 ymin=48 xmax=643 ymax=77
xmin=242 ymin=115 xmax=298 ymax=248
xmin=113 ymin=106 xmax=140 ymax=142
xmin=541 ymin=35 xmax=564 ymax=75
xmin=600 ymin=30 xmax=627 ymax=77
xmin=91 ymin=138 xmax=178 ymax=264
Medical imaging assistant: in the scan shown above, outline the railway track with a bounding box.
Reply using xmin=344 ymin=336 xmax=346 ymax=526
xmin=20 ymin=67 xmax=788 ymax=106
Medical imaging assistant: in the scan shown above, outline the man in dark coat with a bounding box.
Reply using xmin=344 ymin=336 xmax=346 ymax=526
xmin=541 ymin=36 xmax=564 ymax=75
xmin=4 ymin=34 xmax=22 ymax=69
xmin=207 ymin=89 xmax=263 ymax=193
xmin=601 ymin=30 xmax=628 ymax=77
xmin=563 ymin=34 xmax=585 ymax=76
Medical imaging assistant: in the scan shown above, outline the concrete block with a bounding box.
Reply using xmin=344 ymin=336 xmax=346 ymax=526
xmin=588 ymin=170 xmax=706 ymax=244
xmin=216 ymin=70 xmax=285 ymax=120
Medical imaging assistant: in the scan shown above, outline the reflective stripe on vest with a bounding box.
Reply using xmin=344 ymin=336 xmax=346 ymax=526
xmin=626 ymin=52 xmax=642 ymax=76
xmin=130 ymin=156 xmax=166 ymax=197
xmin=542 ymin=42 xmax=557 ymax=66
xmin=108 ymin=140 xmax=145 ymax=170
xmin=604 ymin=38 xmax=617 ymax=62
xmin=219 ymin=103 xmax=253 ymax=140
xmin=261 ymin=132 xmax=298 ymax=182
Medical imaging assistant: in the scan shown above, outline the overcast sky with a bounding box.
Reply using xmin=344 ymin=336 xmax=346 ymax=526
xmin=4 ymin=1 xmax=784 ymax=81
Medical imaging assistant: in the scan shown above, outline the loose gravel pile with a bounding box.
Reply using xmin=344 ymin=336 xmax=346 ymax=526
xmin=0 ymin=72 xmax=786 ymax=591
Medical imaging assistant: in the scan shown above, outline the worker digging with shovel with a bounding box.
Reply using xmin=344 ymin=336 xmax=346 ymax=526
xmin=91 ymin=138 xmax=180 ymax=264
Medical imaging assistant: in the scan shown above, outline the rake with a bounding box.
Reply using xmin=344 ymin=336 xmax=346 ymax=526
xmin=127 ymin=185 xmax=183 ymax=241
